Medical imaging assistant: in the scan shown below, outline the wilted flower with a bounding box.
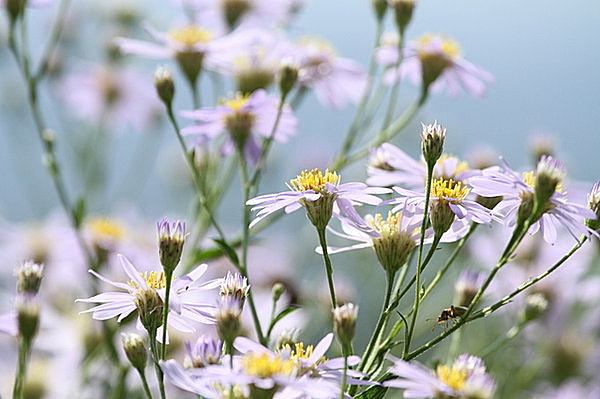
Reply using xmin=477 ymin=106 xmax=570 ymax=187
xmin=385 ymin=354 xmax=496 ymax=398
xmin=16 ymin=260 xmax=44 ymax=295
xmin=377 ymin=33 xmax=493 ymax=97
xmin=181 ymin=90 xmax=297 ymax=163
xmin=246 ymin=169 xmax=389 ymax=230
xmin=77 ymin=254 xmax=221 ymax=338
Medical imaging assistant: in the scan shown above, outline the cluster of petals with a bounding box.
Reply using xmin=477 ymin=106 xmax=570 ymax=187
xmin=161 ymin=333 xmax=361 ymax=398
xmin=181 ymin=89 xmax=297 ymax=162
xmin=77 ymin=254 xmax=222 ymax=337
xmin=376 ymin=33 xmax=493 ymax=98
xmin=467 ymin=158 xmax=598 ymax=244
xmin=384 ymin=354 xmax=496 ymax=398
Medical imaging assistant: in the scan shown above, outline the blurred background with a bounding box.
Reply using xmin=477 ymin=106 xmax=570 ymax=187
xmin=1 ymin=0 xmax=600 ymax=398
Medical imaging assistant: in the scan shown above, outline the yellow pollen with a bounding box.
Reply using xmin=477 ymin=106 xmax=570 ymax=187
xmin=436 ymin=365 xmax=468 ymax=391
xmin=368 ymin=212 xmax=402 ymax=240
xmin=436 ymin=155 xmax=470 ymax=177
xmin=522 ymin=171 xmax=563 ymax=192
xmin=87 ymin=218 xmax=125 ymax=241
xmin=431 ymin=178 xmax=470 ymax=203
xmin=221 ymin=92 xmax=252 ymax=111
xmin=241 ymin=352 xmax=296 ymax=378
xmin=168 ymin=26 xmax=213 ymax=46
xmin=417 ymin=34 xmax=461 ymax=59
xmin=128 ymin=271 xmax=166 ymax=290
xmin=287 ymin=169 xmax=340 ymax=194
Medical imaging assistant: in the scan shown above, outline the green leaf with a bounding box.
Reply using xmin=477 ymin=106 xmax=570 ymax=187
xmin=73 ymin=197 xmax=86 ymax=228
xmin=211 ymin=238 xmax=240 ymax=267
xmin=267 ymin=305 xmax=300 ymax=337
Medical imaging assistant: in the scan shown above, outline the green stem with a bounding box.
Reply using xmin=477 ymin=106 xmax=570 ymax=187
xmin=480 ymin=319 xmax=526 ymax=359
xmin=340 ymin=353 xmax=349 ymax=399
xmin=317 ymin=227 xmax=337 ymax=308
xmin=12 ymin=338 xmax=30 ymax=399
xmin=358 ymin=271 xmax=395 ymax=373
xmin=137 ymin=369 xmax=154 ymax=399
xmin=148 ymin=330 xmax=166 ymax=399
xmin=381 ymin=33 xmax=405 ymax=129
xmin=161 ymin=272 xmax=174 ymax=360
xmin=35 ymin=0 xmax=72 ymax=79
xmin=404 ymin=163 xmax=435 ymax=357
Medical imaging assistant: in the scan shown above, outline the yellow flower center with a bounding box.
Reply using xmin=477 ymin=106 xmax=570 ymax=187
xmin=241 ymin=352 xmax=296 ymax=378
xmin=431 ymin=178 xmax=470 ymax=203
xmin=168 ymin=26 xmax=213 ymax=46
xmin=129 ymin=271 xmax=166 ymax=291
xmin=287 ymin=169 xmax=340 ymax=194
xmin=417 ymin=34 xmax=461 ymax=59
xmin=436 ymin=364 xmax=468 ymax=391
xmin=87 ymin=218 xmax=125 ymax=241
xmin=221 ymin=92 xmax=252 ymax=111
xmin=435 ymin=155 xmax=470 ymax=178
xmin=368 ymin=212 xmax=403 ymax=240
xmin=522 ymin=171 xmax=563 ymax=193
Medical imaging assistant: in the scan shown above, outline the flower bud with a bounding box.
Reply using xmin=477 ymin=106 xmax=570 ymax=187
xmin=135 ymin=289 xmax=164 ymax=332
xmin=6 ymin=0 xmax=27 ymax=23
xmin=271 ymin=283 xmax=286 ymax=303
xmin=157 ymin=218 xmax=186 ymax=275
xmin=585 ymin=181 xmax=600 ymax=231
xmin=237 ymin=70 xmax=274 ymax=94
xmin=332 ymin=303 xmax=358 ymax=348
xmin=17 ymin=296 xmax=39 ymax=342
xmin=521 ymin=292 xmax=548 ymax=322
xmin=389 ymin=0 xmax=415 ymax=35
xmin=184 ymin=335 xmax=223 ymax=368
xmin=529 ymin=134 xmax=555 ymax=164
xmin=421 ymin=122 xmax=446 ymax=166
xmin=278 ymin=59 xmax=299 ymax=98
xmin=368 ymin=212 xmax=416 ymax=274
xmin=516 ymin=190 xmax=535 ymax=226
xmin=122 ymin=333 xmax=147 ymax=371
xmin=371 ymin=0 xmax=388 ymax=21
xmin=16 ymin=261 xmax=44 ymax=295
xmin=220 ymin=271 xmax=250 ymax=305
xmin=453 ymin=269 xmax=484 ymax=308
xmin=533 ymin=155 xmax=564 ymax=213
xmin=215 ymin=297 xmax=242 ymax=346
xmin=154 ymin=67 xmax=175 ymax=107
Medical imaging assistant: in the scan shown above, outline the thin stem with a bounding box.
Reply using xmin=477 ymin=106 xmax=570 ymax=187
xmin=160 ymin=272 xmax=174 ymax=360
xmin=35 ymin=0 xmax=72 ymax=79
xmin=381 ymin=33 xmax=405 ymax=128
xmin=480 ymin=319 xmax=527 ymax=359
xmin=317 ymin=227 xmax=337 ymax=308
xmin=358 ymin=271 xmax=395 ymax=373
xmin=137 ymin=369 xmax=154 ymax=399
xmin=148 ymin=330 xmax=166 ymax=399
xmin=404 ymin=164 xmax=435 ymax=357
xmin=340 ymin=353 xmax=349 ymax=399
xmin=12 ymin=338 xmax=30 ymax=399
xmin=332 ymin=20 xmax=383 ymax=168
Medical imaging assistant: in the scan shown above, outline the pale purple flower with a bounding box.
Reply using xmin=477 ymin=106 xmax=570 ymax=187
xmin=367 ymin=143 xmax=477 ymax=189
xmin=385 ymin=177 xmax=497 ymax=229
xmin=77 ymin=254 xmax=221 ymax=337
xmin=534 ymin=380 xmax=600 ymax=399
xmin=161 ymin=335 xmax=342 ymax=398
xmin=384 ymin=354 xmax=496 ymax=398
xmin=291 ymin=37 xmax=367 ymax=109
xmin=56 ymin=64 xmax=162 ymax=131
xmin=181 ymin=89 xmax=297 ymax=163
xmin=180 ymin=0 xmax=300 ymax=32
xmin=184 ymin=335 xmax=223 ymax=368
xmin=246 ymin=169 xmax=389 ymax=229
xmin=468 ymin=158 xmax=598 ymax=244
xmin=377 ymin=33 xmax=493 ymax=98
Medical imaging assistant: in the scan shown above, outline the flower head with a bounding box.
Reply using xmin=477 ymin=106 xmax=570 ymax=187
xmin=247 ymin=169 xmax=389 ymax=230
xmin=421 ymin=121 xmax=446 ymax=166
xmin=77 ymin=254 xmax=221 ymax=338
xmin=157 ymin=218 xmax=186 ymax=274
xmin=182 ymin=89 xmax=297 ymax=163
xmin=468 ymin=158 xmax=598 ymax=244
xmin=585 ymin=181 xmax=600 ymax=231
xmin=377 ymin=33 xmax=493 ymax=98
xmin=184 ymin=335 xmax=223 ymax=368
xmin=16 ymin=260 xmax=44 ymax=295
xmin=385 ymin=354 xmax=496 ymax=398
